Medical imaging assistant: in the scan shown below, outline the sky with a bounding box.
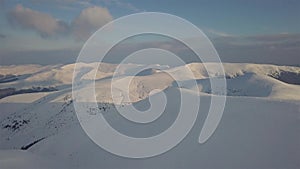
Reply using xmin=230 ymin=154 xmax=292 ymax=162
xmin=0 ymin=0 xmax=300 ymax=65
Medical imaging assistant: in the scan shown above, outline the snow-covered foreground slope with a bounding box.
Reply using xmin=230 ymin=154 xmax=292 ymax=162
xmin=0 ymin=62 xmax=299 ymax=169
xmin=0 ymin=150 xmax=67 ymax=169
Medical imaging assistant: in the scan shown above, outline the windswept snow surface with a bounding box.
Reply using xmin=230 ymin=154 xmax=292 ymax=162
xmin=0 ymin=150 xmax=66 ymax=169
xmin=0 ymin=62 xmax=299 ymax=169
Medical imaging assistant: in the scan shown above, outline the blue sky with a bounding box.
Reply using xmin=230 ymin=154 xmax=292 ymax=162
xmin=0 ymin=0 xmax=300 ymax=65
xmin=2 ymin=0 xmax=300 ymax=34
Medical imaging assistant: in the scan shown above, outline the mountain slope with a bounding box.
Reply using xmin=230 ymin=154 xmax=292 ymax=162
xmin=0 ymin=62 xmax=299 ymax=169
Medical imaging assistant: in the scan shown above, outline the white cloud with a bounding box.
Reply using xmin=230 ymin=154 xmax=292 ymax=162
xmin=205 ymin=29 xmax=234 ymax=37
xmin=8 ymin=4 xmax=68 ymax=37
xmin=71 ymin=6 xmax=113 ymax=40
xmin=8 ymin=4 xmax=113 ymax=41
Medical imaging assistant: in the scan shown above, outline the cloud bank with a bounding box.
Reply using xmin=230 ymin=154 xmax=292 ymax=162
xmin=8 ymin=4 xmax=68 ymax=37
xmin=72 ymin=6 xmax=113 ymax=40
xmin=8 ymin=4 xmax=113 ymax=40
xmin=4 ymin=4 xmax=300 ymax=66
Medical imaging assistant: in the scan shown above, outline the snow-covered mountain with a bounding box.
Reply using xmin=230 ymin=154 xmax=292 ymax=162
xmin=0 ymin=62 xmax=299 ymax=169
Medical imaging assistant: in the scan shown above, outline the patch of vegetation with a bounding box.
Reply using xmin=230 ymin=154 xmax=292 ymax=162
xmin=268 ymin=71 xmax=300 ymax=85
xmin=3 ymin=119 xmax=30 ymax=131
xmin=21 ymin=137 xmax=45 ymax=150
